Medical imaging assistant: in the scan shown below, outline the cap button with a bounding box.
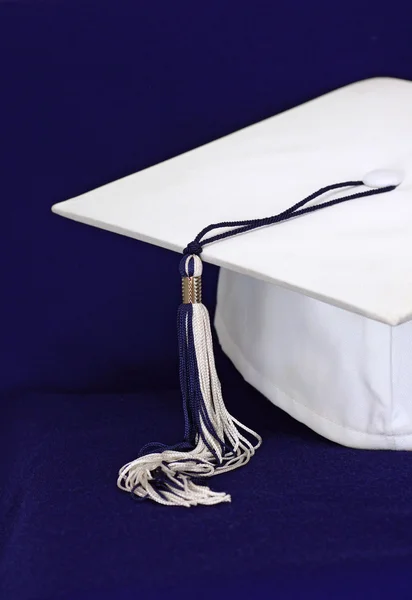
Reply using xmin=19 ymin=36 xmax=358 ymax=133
xmin=363 ymin=169 xmax=403 ymax=188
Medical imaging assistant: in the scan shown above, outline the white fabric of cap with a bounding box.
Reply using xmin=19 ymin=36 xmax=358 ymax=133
xmin=216 ymin=269 xmax=412 ymax=450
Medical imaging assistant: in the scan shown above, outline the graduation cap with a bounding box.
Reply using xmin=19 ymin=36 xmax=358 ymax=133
xmin=52 ymin=77 xmax=411 ymax=507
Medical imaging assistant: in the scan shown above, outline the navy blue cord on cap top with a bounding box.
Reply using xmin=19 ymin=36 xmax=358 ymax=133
xmin=182 ymin=181 xmax=398 ymax=256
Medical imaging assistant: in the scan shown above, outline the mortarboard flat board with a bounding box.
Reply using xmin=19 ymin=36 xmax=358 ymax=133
xmin=53 ymin=76 xmax=411 ymax=325
xmin=53 ymin=77 xmax=412 ymax=505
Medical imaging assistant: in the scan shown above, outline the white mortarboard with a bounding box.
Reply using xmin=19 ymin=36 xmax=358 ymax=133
xmin=52 ymin=77 xmax=412 ymax=506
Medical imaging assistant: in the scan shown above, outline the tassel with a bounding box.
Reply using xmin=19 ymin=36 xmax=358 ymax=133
xmin=118 ymin=179 xmax=398 ymax=507
xmin=117 ymin=254 xmax=262 ymax=507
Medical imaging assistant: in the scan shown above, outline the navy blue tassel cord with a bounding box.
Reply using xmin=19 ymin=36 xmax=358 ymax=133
xmin=183 ymin=181 xmax=397 ymax=256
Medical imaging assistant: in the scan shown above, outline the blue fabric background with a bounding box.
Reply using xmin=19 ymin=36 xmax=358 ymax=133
xmin=1 ymin=1 xmax=412 ymax=598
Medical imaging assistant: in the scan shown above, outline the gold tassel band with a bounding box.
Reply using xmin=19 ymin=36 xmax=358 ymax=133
xmin=182 ymin=276 xmax=202 ymax=304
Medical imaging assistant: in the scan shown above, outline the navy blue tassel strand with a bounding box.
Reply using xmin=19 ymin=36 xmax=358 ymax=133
xmin=117 ymin=180 xmax=398 ymax=507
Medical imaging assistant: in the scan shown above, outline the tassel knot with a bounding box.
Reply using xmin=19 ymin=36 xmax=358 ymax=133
xmin=182 ymin=240 xmax=203 ymax=256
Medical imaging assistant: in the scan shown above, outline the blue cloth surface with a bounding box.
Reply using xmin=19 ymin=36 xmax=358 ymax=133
xmin=2 ymin=0 xmax=412 ymax=598
xmin=2 ymin=386 xmax=412 ymax=599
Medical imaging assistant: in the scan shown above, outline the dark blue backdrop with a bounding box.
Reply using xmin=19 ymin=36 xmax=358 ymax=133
xmin=2 ymin=2 xmax=412 ymax=599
